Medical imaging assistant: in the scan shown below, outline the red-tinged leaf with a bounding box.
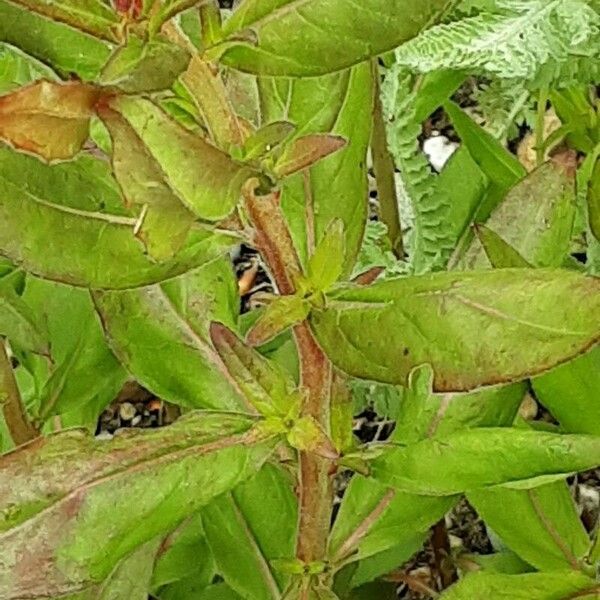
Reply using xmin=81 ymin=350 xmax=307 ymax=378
xmin=114 ymin=0 xmax=142 ymax=18
xmin=210 ymin=322 xmax=297 ymax=416
xmin=0 ymin=412 xmax=275 ymax=599
xmin=246 ymin=295 xmax=311 ymax=347
xmin=273 ymin=134 xmax=346 ymax=177
xmin=98 ymin=104 xmax=196 ymax=260
xmin=0 ymin=80 xmax=99 ymax=160
xmin=10 ymin=0 xmax=121 ymax=42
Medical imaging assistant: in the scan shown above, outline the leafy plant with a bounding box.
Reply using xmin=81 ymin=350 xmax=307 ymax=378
xmin=0 ymin=1 xmax=599 ymax=599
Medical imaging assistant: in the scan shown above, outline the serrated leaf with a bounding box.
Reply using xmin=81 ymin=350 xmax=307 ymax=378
xmin=210 ymin=322 xmax=297 ymax=416
xmin=219 ymin=0 xmax=450 ymax=76
xmin=8 ymin=0 xmax=121 ymax=42
xmin=311 ymin=269 xmax=600 ymax=391
xmin=0 ymin=146 xmax=237 ymax=289
xmin=274 ymin=134 xmax=346 ymax=177
xmin=108 ymin=95 xmax=254 ymax=221
xmin=0 ymin=0 xmax=112 ymax=79
xmin=469 ymin=482 xmax=590 ymax=572
xmin=93 ymin=259 xmax=245 ymax=411
xmin=202 ymin=464 xmax=297 ymax=600
xmin=246 ymin=295 xmax=311 ymax=347
xmin=98 ymin=104 xmax=196 ymax=261
xmin=438 ymin=571 xmax=598 ymax=600
xmin=0 ymin=80 xmax=99 ymax=160
xmin=307 ymin=219 xmax=345 ymax=292
xmin=100 ymin=35 xmax=190 ymax=93
xmin=0 ymin=411 xmax=274 ymax=599
xmin=370 ymin=428 xmax=600 ymax=495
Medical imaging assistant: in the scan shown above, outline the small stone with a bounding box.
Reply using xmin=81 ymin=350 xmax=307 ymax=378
xmin=131 ymin=415 xmax=142 ymax=427
xmin=95 ymin=431 xmax=114 ymax=441
xmin=119 ymin=402 xmax=136 ymax=421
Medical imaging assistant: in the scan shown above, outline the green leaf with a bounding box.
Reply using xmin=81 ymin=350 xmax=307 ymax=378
xmin=466 ymin=159 xmax=576 ymax=269
xmin=438 ymin=571 xmax=599 ymax=600
xmin=474 ymin=224 xmax=532 ymax=268
xmin=273 ymin=134 xmax=346 ymax=177
xmin=6 ymin=0 xmax=121 ymax=42
xmin=307 ymin=220 xmax=345 ymax=292
xmin=370 ymin=428 xmax=600 ymax=495
xmin=182 ymin=55 xmax=246 ymax=150
xmin=100 ymin=35 xmax=190 ymax=93
xmin=0 ymin=146 xmax=238 ymax=289
xmin=0 ymin=280 xmax=49 ymax=355
xmin=0 ymin=0 xmax=112 ymax=79
xmin=22 ymin=279 xmax=127 ymax=428
xmin=262 ymin=64 xmax=372 ymax=277
xmin=0 ymin=42 xmax=57 ymax=94
xmin=97 ymin=540 xmax=160 ymax=600
xmin=242 ymin=121 xmax=296 ymax=160
xmin=219 ymin=0 xmax=450 ymax=76
xmin=0 ymin=411 xmax=275 ymax=598
xmin=589 ymin=156 xmax=600 ymax=241
xmin=151 ymin=515 xmax=214 ymax=591
xmin=412 ymin=69 xmax=467 ymax=123
xmin=202 ymin=464 xmax=297 ymax=600
xmin=469 ymin=482 xmax=590 ymax=572
xmin=98 ymin=104 xmax=196 ymax=261
xmin=246 ymin=295 xmax=311 ymax=347
xmin=0 ymin=80 xmax=99 ymax=160
xmin=311 ymin=269 xmax=600 ymax=391
xmin=108 ymin=95 xmax=254 ymax=221
xmin=210 ymin=322 xmax=297 ymax=416
xmin=533 ymin=347 xmax=600 ymax=435
xmin=445 ymin=101 xmax=526 ymax=193
xmin=93 ymin=259 xmax=246 ymax=411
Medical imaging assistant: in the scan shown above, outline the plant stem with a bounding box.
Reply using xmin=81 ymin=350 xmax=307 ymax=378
xmin=243 ymin=183 xmax=334 ymax=564
xmin=370 ymin=60 xmax=404 ymax=259
xmin=0 ymin=339 xmax=38 ymax=446
xmin=535 ymin=86 xmax=549 ymax=166
xmin=293 ymin=322 xmax=333 ymax=563
xmin=431 ymin=519 xmax=457 ymax=590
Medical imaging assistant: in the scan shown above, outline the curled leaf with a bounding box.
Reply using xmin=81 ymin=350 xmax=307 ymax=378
xmin=0 ymin=80 xmax=99 ymax=160
xmin=274 ymin=134 xmax=346 ymax=177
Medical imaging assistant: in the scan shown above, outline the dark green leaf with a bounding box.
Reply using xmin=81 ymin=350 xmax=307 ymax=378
xmin=312 ymin=269 xmax=600 ymax=391
xmin=0 ymin=411 xmax=275 ymax=598
xmin=202 ymin=464 xmax=297 ymax=600
xmin=474 ymin=224 xmax=532 ymax=268
xmin=220 ymin=0 xmax=449 ymax=76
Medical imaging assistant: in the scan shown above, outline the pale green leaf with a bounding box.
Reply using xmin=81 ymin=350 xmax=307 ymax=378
xmin=0 ymin=42 xmax=57 ymax=94
xmin=311 ymin=269 xmax=600 ymax=391
xmin=93 ymin=259 xmax=245 ymax=411
xmin=246 ymin=296 xmax=310 ymax=347
xmin=220 ymin=0 xmax=450 ymax=76
xmin=438 ymin=571 xmax=599 ymax=600
xmin=0 ymin=146 xmax=238 ymax=289
xmin=370 ymin=428 xmax=600 ymax=495
xmin=0 ymin=411 xmax=275 ymax=598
